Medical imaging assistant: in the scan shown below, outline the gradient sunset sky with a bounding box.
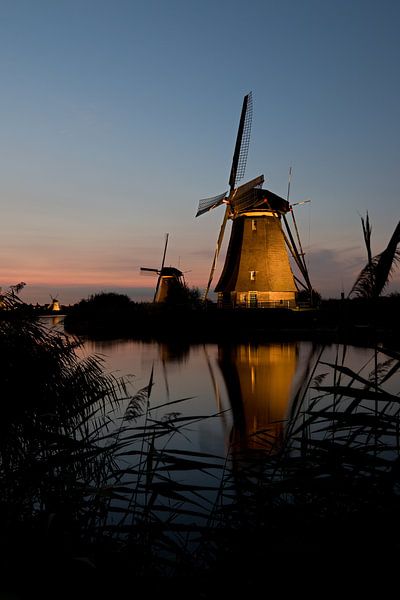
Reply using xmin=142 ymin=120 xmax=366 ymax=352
xmin=1 ymin=0 xmax=399 ymax=304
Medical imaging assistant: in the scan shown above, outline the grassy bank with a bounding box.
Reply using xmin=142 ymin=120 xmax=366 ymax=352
xmin=63 ymin=292 xmax=400 ymax=346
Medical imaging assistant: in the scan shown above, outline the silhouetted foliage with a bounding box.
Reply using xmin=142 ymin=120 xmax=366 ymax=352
xmin=164 ymin=283 xmax=202 ymax=308
xmin=350 ymin=213 xmax=400 ymax=299
xmin=0 ymin=290 xmax=130 ymax=591
xmin=85 ymin=291 xmax=132 ymax=309
xmin=296 ymin=288 xmax=321 ymax=306
xmin=3 ymin=290 xmax=400 ymax=594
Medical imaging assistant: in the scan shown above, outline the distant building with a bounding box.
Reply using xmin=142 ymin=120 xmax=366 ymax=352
xmin=48 ymin=298 xmax=61 ymax=312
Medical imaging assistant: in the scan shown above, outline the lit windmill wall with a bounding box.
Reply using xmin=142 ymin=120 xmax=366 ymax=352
xmin=215 ymin=209 xmax=297 ymax=308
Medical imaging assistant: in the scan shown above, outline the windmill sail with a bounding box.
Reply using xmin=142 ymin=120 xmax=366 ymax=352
xmin=199 ymin=93 xmax=254 ymax=300
xmin=195 ymin=191 xmax=228 ymax=218
xmin=229 ymin=92 xmax=253 ymax=190
xmin=153 ymin=233 xmax=169 ymax=302
xmin=230 ymin=175 xmax=264 ymax=212
xmin=203 ymin=207 xmax=231 ymax=301
xmin=194 ymin=92 xmax=253 ymax=219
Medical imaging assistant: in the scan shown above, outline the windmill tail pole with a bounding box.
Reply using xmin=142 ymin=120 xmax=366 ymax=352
xmin=280 ymin=214 xmax=307 ymax=278
xmin=282 ymin=213 xmax=313 ymax=293
xmin=203 ymin=206 xmax=230 ymax=302
xmin=290 ymin=208 xmax=306 ymax=269
xmin=285 ymin=167 xmax=313 ymax=299
xmin=289 ymin=208 xmax=314 ymax=296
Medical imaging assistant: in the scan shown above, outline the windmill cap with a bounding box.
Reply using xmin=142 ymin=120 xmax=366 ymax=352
xmin=160 ymin=267 xmax=183 ymax=277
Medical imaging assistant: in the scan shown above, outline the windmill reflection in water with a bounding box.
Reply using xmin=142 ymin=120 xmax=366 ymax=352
xmin=215 ymin=342 xmax=303 ymax=453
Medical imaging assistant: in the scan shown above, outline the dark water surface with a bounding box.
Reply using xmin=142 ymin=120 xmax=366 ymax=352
xmin=41 ymin=317 xmax=400 ymax=457
xmin=76 ymin=335 xmax=396 ymax=455
xmin=32 ymin=318 xmax=400 ymax=585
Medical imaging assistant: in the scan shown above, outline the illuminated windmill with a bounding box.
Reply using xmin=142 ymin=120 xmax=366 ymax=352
xmin=141 ymin=233 xmax=186 ymax=303
xmin=195 ymin=92 xmax=312 ymax=308
xmin=48 ymin=294 xmax=61 ymax=312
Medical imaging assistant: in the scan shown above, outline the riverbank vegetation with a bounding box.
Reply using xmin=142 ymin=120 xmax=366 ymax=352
xmin=1 ymin=290 xmax=400 ymax=596
xmin=63 ymin=290 xmax=400 ymax=347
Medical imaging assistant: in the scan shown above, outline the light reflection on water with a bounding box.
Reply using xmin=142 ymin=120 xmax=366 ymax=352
xmin=73 ymin=337 xmax=398 ymax=457
xmin=38 ymin=317 xmax=400 ymax=457
xmin=39 ymin=314 xmax=65 ymax=328
xmin=36 ymin=317 xmax=400 ymax=540
xmin=33 ymin=316 xmax=400 ymax=558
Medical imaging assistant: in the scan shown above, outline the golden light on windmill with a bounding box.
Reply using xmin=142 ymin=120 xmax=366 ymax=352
xmin=195 ymin=92 xmax=313 ymax=308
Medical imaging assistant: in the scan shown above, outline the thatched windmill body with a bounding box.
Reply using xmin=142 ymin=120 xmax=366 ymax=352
xmin=196 ymin=92 xmax=312 ymax=308
xmin=141 ymin=234 xmax=185 ymax=303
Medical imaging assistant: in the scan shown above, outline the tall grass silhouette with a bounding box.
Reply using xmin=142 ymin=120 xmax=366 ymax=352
xmin=2 ymin=289 xmax=400 ymax=595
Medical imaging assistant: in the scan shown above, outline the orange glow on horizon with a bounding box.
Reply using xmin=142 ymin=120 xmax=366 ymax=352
xmin=0 ymin=255 xmax=278 ymax=291
xmin=0 ymin=271 xmax=208 ymax=290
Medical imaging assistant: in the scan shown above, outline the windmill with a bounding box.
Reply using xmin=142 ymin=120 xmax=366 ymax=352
xmin=196 ymin=92 xmax=313 ymax=308
xmin=140 ymin=233 xmax=186 ymax=303
xmin=48 ymin=293 xmax=61 ymax=312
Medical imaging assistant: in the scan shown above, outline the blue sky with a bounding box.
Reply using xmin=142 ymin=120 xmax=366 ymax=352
xmin=0 ymin=0 xmax=399 ymax=303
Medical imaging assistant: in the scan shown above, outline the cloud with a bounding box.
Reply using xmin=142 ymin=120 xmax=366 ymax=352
xmin=305 ymin=245 xmax=375 ymax=298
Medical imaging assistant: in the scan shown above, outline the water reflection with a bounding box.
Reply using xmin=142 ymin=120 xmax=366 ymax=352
xmin=74 ymin=336 xmax=311 ymax=454
xmin=218 ymin=342 xmax=299 ymax=450
xmin=159 ymin=341 xmax=190 ymax=364
xmin=39 ymin=314 xmax=65 ymax=328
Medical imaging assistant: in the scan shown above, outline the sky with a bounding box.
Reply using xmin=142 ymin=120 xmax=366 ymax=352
xmin=0 ymin=0 xmax=399 ymax=304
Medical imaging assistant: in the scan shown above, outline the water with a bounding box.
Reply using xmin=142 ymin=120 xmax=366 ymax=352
xmin=41 ymin=317 xmax=400 ymax=457
xmin=37 ymin=318 xmax=400 ymax=564
xmin=61 ymin=330 xmax=400 ymax=455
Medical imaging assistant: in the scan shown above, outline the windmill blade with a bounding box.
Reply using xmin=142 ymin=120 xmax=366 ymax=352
xmin=160 ymin=233 xmax=169 ymax=271
xmin=203 ymin=204 xmax=230 ymax=301
xmin=228 ymin=91 xmax=253 ymax=191
xmin=140 ymin=267 xmax=160 ymax=278
xmin=200 ymin=94 xmax=254 ymax=300
xmin=235 ymin=174 xmax=264 ymax=196
xmin=229 ymin=174 xmax=264 ymax=212
xmin=195 ymin=191 xmax=228 ymax=218
xmin=153 ymin=233 xmax=169 ymax=302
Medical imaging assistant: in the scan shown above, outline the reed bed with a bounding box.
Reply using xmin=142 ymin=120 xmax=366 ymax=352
xmin=2 ymin=292 xmax=400 ymax=595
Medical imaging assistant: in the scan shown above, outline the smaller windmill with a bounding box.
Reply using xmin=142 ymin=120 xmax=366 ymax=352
xmin=48 ymin=294 xmax=61 ymax=312
xmin=141 ymin=234 xmax=186 ymax=303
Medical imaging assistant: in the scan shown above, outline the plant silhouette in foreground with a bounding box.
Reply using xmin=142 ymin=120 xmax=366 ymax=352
xmin=0 ymin=292 xmax=225 ymax=591
xmin=350 ymin=212 xmax=400 ymax=298
xmin=2 ymin=291 xmax=400 ymax=595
